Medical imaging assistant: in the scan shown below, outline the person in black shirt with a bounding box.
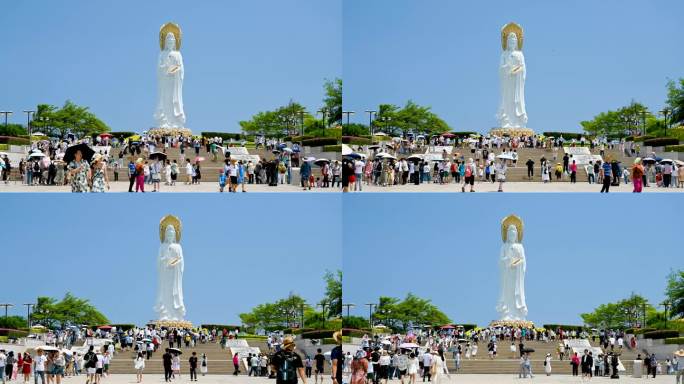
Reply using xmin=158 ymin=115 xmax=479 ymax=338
xmin=188 ymin=352 xmax=198 ymax=381
xmin=313 ymin=349 xmax=325 ymax=383
xmin=270 ymin=337 xmax=306 ymax=384
xmin=162 ymin=349 xmax=173 ymax=382
xmin=331 ymin=331 xmax=343 ymax=384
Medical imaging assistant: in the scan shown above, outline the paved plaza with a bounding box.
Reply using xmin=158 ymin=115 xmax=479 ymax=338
xmin=0 ymin=181 xmax=338 ymax=193
xmin=349 ymin=181 xmax=684 ymax=193
xmin=53 ymin=373 xmax=674 ymax=384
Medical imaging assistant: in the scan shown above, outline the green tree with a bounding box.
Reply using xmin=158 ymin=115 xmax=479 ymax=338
xmin=372 ymin=293 xmax=450 ymax=333
xmin=31 ymin=293 xmax=108 ymax=329
xmin=32 ymin=101 xmax=110 ymax=139
xmin=322 ymin=270 xmax=342 ymax=318
xmin=0 ymin=123 xmax=28 ymax=137
xmin=342 ymin=315 xmax=370 ymax=330
xmin=370 ymin=101 xmax=450 ymax=136
xmin=239 ymin=101 xmax=314 ymax=137
xmin=580 ymin=102 xmax=652 ymax=137
xmin=666 ymin=270 xmax=684 ymax=319
xmin=322 ymin=78 xmax=342 ymax=126
xmin=239 ymin=293 xmax=309 ymax=331
xmin=666 ymin=78 xmax=684 ymax=126
xmin=0 ymin=315 xmax=27 ymax=330
xmin=342 ymin=123 xmax=370 ymax=137
xmin=580 ymin=294 xmax=654 ymax=329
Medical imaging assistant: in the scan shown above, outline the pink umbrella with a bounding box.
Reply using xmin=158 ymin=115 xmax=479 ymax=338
xmin=194 ymin=156 xmax=205 ymax=162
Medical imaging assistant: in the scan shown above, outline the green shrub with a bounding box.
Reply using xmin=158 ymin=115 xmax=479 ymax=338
xmin=633 ymin=135 xmax=656 ymax=143
xmin=342 ymin=328 xmax=371 ymax=338
xmin=0 ymin=328 xmax=29 ymax=339
xmin=450 ymin=132 xmax=478 ymax=137
xmin=321 ymin=337 xmax=340 ymax=345
xmin=643 ymin=137 xmax=679 ymax=147
xmin=288 ymin=135 xmax=316 ymax=142
xmin=664 ymin=337 xmax=684 ymax=345
xmin=625 ymin=327 xmax=656 ymax=335
xmin=201 ymin=132 xmax=245 ymax=141
xmin=302 ymin=138 xmax=339 ymax=147
xmin=323 ymin=145 xmax=341 ymax=153
xmin=542 ymin=324 xmax=585 ymax=332
xmin=664 ymin=144 xmax=684 ymax=152
xmin=542 ymin=132 xmax=585 ymax=140
xmin=341 ymin=136 xmax=371 ymax=145
xmin=642 ymin=330 xmax=680 ymax=339
xmin=0 ymin=136 xmax=30 ymax=145
xmin=200 ymin=324 xmax=241 ymax=331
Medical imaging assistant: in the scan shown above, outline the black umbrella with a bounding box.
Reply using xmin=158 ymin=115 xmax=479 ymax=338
xmin=167 ymin=348 xmax=182 ymax=355
xmin=149 ymin=152 xmax=168 ymax=161
xmin=63 ymin=143 xmax=95 ymax=164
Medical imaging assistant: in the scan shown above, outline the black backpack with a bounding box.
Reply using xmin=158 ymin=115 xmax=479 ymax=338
xmin=277 ymin=351 xmax=298 ymax=384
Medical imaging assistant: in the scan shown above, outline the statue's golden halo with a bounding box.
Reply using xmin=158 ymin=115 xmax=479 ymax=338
xmin=501 ymin=22 xmax=523 ymax=51
xmin=501 ymin=214 xmax=524 ymax=243
xmin=159 ymin=214 xmax=182 ymax=242
xmin=159 ymin=22 xmax=182 ymax=51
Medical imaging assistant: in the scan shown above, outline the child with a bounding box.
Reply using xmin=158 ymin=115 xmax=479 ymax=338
xmin=218 ymin=170 xmax=226 ymax=192
xmin=309 ymin=174 xmax=315 ymax=189
xmin=316 ymin=177 xmax=321 ymax=188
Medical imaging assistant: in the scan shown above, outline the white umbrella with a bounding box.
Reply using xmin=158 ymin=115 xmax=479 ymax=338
xmin=341 ymin=144 xmax=353 ymax=156
xmin=407 ymin=154 xmax=423 ymax=161
xmin=496 ymin=153 xmax=515 ymax=160
xmin=303 ymin=156 xmax=317 ymax=162
xmin=32 ymin=132 xmax=45 ymax=136
xmin=376 ymin=153 xmax=396 ymax=160
xmin=368 ymin=145 xmax=381 ymax=150
xmin=0 ymin=152 xmax=8 ymax=157
xmin=282 ymin=147 xmax=293 ymax=153
xmin=659 ymin=159 xmax=674 ymax=164
xmin=399 ymin=343 xmax=420 ymax=349
xmin=374 ymin=132 xmax=387 ymax=136
xmin=29 ymin=151 xmax=46 ymax=158
xmin=675 ymin=160 xmax=684 ymax=166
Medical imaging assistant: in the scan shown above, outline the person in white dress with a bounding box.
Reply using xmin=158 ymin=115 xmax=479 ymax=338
xmin=171 ymin=355 xmax=180 ymax=378
xmin=544 ymin=353 xmax=552 ymax=376
xmin=134 ymin=352 xmax=145 ymax=383
xmin=429 ymin=352 xmax=445 ymax=384
xmin=407 ymin=353 xmax=419 ymax=384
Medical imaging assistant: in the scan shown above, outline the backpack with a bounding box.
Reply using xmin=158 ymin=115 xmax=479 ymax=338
xmin=277 ymin=351 xmax=298 ymax=384
xmin=465 ymin=166 xmax=472 ymax=178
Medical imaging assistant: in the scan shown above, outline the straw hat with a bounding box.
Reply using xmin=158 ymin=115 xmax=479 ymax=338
xmin=674 ymin=349 xmax=684 ymax=357
xmin=333 ymin=330 xmax=342 ymax=344
xmin=282 ymin=336 xmax=296 ymax=351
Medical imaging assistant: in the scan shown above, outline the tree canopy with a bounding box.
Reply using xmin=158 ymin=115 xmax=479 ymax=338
xmin=322 ymin=78 xmax=342 ymax=126
xmin=239 ymin=101 xmax=312 ymax=137
xmin=31 ymin=293 xmax=109 ymax=329
xmin=371 ymin=293 xmax=451 ymax=332
xmin=666 ymin=269 xmax=684 ymax=319
xmin=0 ymin=315 xmax=28 ymax=330
xmin=580 ymin=102 xmax=653 ymax=137
xmin=666 ymin=78 xmax=684 ymax=127
xmin=322 ymin=269 xmax=342 ymax=318
xmin=364 ymin=101 xmax=450 ymax=136
xmin=580 ymin=294 xmax=655 ymax=329
xmin=30 ymin=101 xmax=110 ymax=139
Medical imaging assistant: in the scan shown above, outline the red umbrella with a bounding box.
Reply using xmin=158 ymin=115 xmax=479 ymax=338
xmin=440 ymin=324 xmax=456 ymax=329
xmin=441 ymin=132 xmax=456 ymax=138
xmin=97 ymin=325 xmax=112 ymax=330
xmin=99 ymin=133 xmax=113 ymax=138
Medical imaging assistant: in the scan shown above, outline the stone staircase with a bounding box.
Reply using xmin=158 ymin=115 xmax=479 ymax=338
xmin=107 ymin=339 xmax=270 ymax=375
xmin=443 ymin=340 xmax=640 ymax=375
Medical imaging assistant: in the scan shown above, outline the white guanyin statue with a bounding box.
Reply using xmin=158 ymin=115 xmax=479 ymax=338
xmin=154 ymin=215 xmax=186 ymax=321
xmin=496 ymin=22 xmax=528 ymax=130
xmin=496 ymin=214 xmax=528 ymax=321
xmin=154 ymin=23 xmax=186 ymax=130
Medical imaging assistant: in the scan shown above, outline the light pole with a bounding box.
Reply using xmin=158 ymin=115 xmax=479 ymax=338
xmin=317 ymin=302 xmax=329 ymax=329
xmin=660 ymin=108 xmax=671 ymax=137
xmin=364 ymin=303 xmax=376 ymax=332
xmin=365 ymin=110 xmax=377 ymax=137
xmin=378 ymin=116 xmax=392 ymax=137
xmin=23 ymin=303 xmax=34 ymax=329
xmin=342 ymin=303 xmax=355 ymax=319
xmin=660 ymin=300 xmax=671 ymax=329
xmin=318 ymin=108 xmax=328 ymax=129
xmin=23 ymin=110 xmax=36 ymax=145
xmin=0 ymin=303 xmax=13 ymax=318
xmin=0 ymin=111 xmax=12 ymax=128
xmin=342 ymin=111 xmax=355 ymax=127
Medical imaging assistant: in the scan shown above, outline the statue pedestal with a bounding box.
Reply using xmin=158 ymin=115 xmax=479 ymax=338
xmin=147 ymin=127 xmax=193 ymax=137
xmin=150 ymin=320 xmax=193 ymax=329
xmin=490 ymin=128 xmax=535 ymax=137
xmin=489 ymin=319 xmax=535 ymax=328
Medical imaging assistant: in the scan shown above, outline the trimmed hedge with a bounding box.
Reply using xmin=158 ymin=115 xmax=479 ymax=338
xmin=643 ymin=137 xmax=679 ymax=147
xmin=342 ymin=328 xmax=371 ymax=338
xmin=0 ymin=328 xmax=29 ymax=339
xmin=664 ymin=337 xmax=684 ymax=345
xmin=665 ymin=144 xmax=684 ymax=152
xmin=342 ymin=136 xmax=371 ymax=145
xmin=633 ymin=135 xmax=656 ymax=143
xmin=450 ymin=132 xmax=478 ymax=137
xmin=322 ymin=145 xmax=341 ymax=153
xmin=542 ymin=324 xmax=585 ymax=332
xmin=0 ymin=136 xmax=30 ymax=145
xmin=287 ymin=135 xmax=316 ymax=142
xmin=200 ymin=324 xmax=241 ymax=331
xmin=201 ymin=132 xmax=245 ymax=140
xmin=625 ymin=327 xmax=656 ymax=335
xmin=302 ymin=138 xmax=338 ymax=147
xmin=300 ymin=330 xmax=335 ymax=339
xmin=643 ymin=330 xmax=680 ymax=339
xmin=542 ymin=132 xmax=584 ymax=140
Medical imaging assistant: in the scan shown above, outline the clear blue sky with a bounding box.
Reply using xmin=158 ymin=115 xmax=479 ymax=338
xmin=342 ymin=194 xmax=683 ymax=327
xmin=343 ymin=0 xmax=684 ymax=133
xmin=0 ymin=0 xmax=341 ymax=133
xmin=1 ymin=194 xmax=341 ymax=325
